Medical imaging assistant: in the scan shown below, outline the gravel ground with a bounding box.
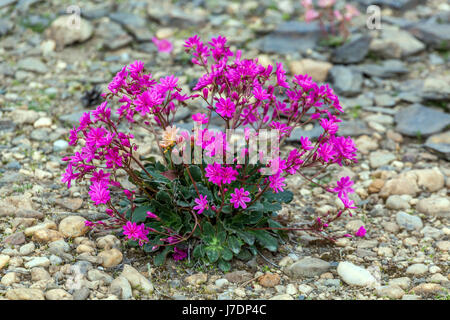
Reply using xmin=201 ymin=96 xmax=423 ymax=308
xmin=0 ymin=0 xmax=449 ymax=300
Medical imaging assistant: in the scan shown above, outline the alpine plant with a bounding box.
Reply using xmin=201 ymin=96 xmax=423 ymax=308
xmin=61 ymin=35 xmax=362 ymax=271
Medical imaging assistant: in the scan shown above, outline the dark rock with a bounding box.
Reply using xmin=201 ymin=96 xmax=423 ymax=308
xmin=338 ymin=120 xmax=370 ymax=137
xmin=59 ymin=111 xmax=85 ymax=126
xmin=407 ymin=23 xmax=450 ymax=50
xmin=355 ymin=0 xmax=425 ymax=11
xmin=72 ymin=287 xmax=90 ymax=300
xmin=331 ymin=34 xmax=371 ymax=64
xmin=109 ymin=12 xmax=152 ymax=42
xmin=395 ymin=104 xmax=450 ymax=137
xmin=286 ymin=125 xmax=323 ymax=142
xmin=0 ymin=18 xmax=13 ymax=36
xmin=97 ymin=20 xmax=133 ymax=51
xmin=0 ymin=0 xmax=16 ymax=8
xmin=30 ymin=128 xmax=51 ymax=141
xmin=329 ymin=66 xmax=363 ymax=97
xmin=0 ymin=120 xmax=16 ymax=133
xmin=424 ymin=131 xmax=450 ymax=161
xmin=3 ymin=232 xmax=26 ymax=246
xmin=251 ymin=21 xmax=321 ymax=54
xmin=357 ymin=60 xmax=408 ymax=78
xmin=224 ymin=270 xmax=253 ymax=284
xmin=15 ymin=0 xmax=42 ymax=12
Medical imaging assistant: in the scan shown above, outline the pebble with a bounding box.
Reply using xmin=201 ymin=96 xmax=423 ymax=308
xmin=406 ymin=264 xmax=428 ymax=276
xmin=287 ymin=257 xmax=331 ymax=278
xmin=98 ymin=249 xmax=123 ymax=268
xmin=58 ymin=215 xmax=89 ymax=238
xmin=45 ymin=289 xmax=73 ymax=300
xmin=121 ymin=264 xmax=154 ymax=294
xmin=5 ymin=288 xmax=45 ymax=300
xmin=185 ymin=272 xmax=208 ymax=286
xmin=24 ymin=257 xmax=50 ymax=269
xmin=376 ymin=285 xmax=404 ymax=299
xmin=110 ymin=276 xmax=132 ymax=299
xmin=396 ymin=211 xmax=423 ymax=231
xmin=258 ymin=273 xmax=280 ymax=288
xmin=337 ymin=262 xmax=377 ymax=287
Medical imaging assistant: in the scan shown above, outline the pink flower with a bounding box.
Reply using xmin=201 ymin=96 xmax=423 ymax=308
xmin=152 ymin=37 xmax=173 ymax=53
xmin=318 ymin=0 xmax=336 ymax=8
xmin=230 ymin=188 xmax=251 ymax=209
xmin=355 ymin=226 xmax=366 ymax=237
xmin=221 ymin=166 xmax=238 ymax=184
xmin=305 ymin=9 xmax=319 ymax=22
xmin=215 ymin=97 xmax=235 ymax=119
xmin=192 ymin=113 xmax=209 ymax=124
xmin=332 ymin=176 xmax=355 ymax=198
xmin=123 ymin=221 xmax=149 ymax=245
xmin=173 ymin=247 xmax=187 ymax=260
xmin=146 ymin=211 xmax=159 ymax=219
xmin=205 ymin=163 xmax=223 ymax=185
xmin=89 ymin=181 xmax=110 ymax=205
xmin=268 ymin=173 xmax=286 ymax=193
xmin=193 ymin=194 xmax=208 ymax=214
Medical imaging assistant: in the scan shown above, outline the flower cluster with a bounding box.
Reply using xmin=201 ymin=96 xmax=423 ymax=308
xmin=62 ymin=35 xmax=362 ymax=267
xmin=301 ymin=0 xmax=360 ymax=41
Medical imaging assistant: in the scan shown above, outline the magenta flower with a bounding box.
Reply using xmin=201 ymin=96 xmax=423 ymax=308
xmin=123 ymin=221 xmax=148 ymax=244
xmin=215 ymin=97 xmax=235 ymax=119
xmin=230 ymin=188 xmax=251 ymax=209
xmin=152 ymin=37 xmax=173 ymax=53
xmin=205 ymin=163 xmax=223 ymax=185
xmin=355 ymin=226 xmax=366 ymax=237
xmin=159 ymin=75 xmax=178 ymax=92
xmin=90 ymin=170 xmax=110 ymax=184
xmin=192 ymin=113 xmax=209 ymax=124
xmin=88 ymin=181 xmax=110 ymax=205
xmin=269 ymin=173 xmax=286 ymax=193
xmin=146 ymin=211 xmax=159 ymax=219
xmin=193 ymin=194 xmax=208 ymax=214
xmin=333 ymin=176 xmax=355 ymax=198
xmin=221 ymin=166 xmax=238 ymax=184
xmin=173 ymin=247 xmax=187 ymax=261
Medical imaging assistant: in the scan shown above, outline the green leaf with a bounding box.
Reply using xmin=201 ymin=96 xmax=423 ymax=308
xmin=218 ymin=259 xmax=231 ymax=272
xmin=202 ymin=221 xmax=215 ymax=238
xmin=221 ymin=247 xmax=233 ymax=261
xmin=205 ymin=246 xmax=220 ymax=263
xmin=154 ymin=247 xmax=171 ymax=266
xmin=250 ymin=230 xmax=278 ymax=252
xmin=192 ymin=244 xmax=205 ymax=259
xmin=236 ymin=248 xmax=252 ymax=261
xmin=235 ymin=230 xmax=255 ymax=246
xmin=156 ymin=190 xmax=171 ymax=203
xmin=187 ymin=165 xmax=202 ymax=181
xmin=263 ymin=190 xmax=293 ymax=203
xmin=131 ymin=205 xmax=152 ymax=223
xmin=228 ymin=236 xmax=242 ymax=254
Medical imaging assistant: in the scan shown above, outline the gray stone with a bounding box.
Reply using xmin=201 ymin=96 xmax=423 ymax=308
xmin=110 ymin=276 xmax=132 ymax=299
xmin=286 ymin=257 xmax=331 ymax=278
xmin=331 ymin=34 xmax=371 ymax=64
xmin=425 ymin=131 xmax=450 ymax=161
xmin=369 ymin=150 xmax=396 ymax=169
xmin=73 ymin=287 xmax=90 ymax=300
xmin=338 ymin=120 xmax=370 ymax=137
xmin=356 ymin=0 xmax=424 ymax=11
xmin=53 ymin=140 xmax=69 ymax=152
xmin=396 ymin=211 xmax=423 ymax=231
xmin=0 ymin=0 xmax=17 ymax=8
xmin=109 ymin=12 xmax=152 ymax=42
xmin=0 ymin=18 xmax=13 ymax=36
xmin=17 ymin=57 xmax=48 ymax=74
xmin=287 ymin=125 xmax=323 ymax=142
xmin=250 ymin=21 xmax=321 ymax=54
xmin=46 ymin=15 xmax=94 ymax=49
xmin=407 ymin=23 xmax=450 ymax=50
xmin=395 ymin=104 xmax=450 ymax=137
xmin=358 ymin=60 xmax=408 ymax=78
xmin=329 ymin=66 xmax=363 ymax=97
